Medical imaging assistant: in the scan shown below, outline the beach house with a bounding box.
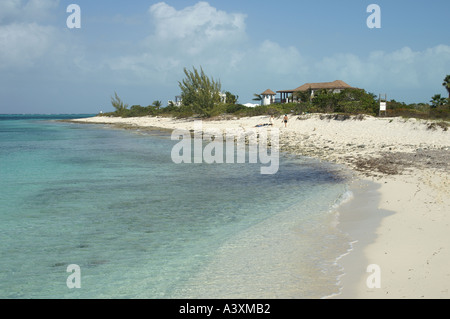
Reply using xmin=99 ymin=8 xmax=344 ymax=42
xmin=269 ymin=80 xmax=355 ymax=104
xmin=260 ymin=89 xmax=277 ymax=106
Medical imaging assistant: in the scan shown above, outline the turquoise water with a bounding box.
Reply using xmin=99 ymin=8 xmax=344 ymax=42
xmin=0 ymin=115 xmax=351 ymax=299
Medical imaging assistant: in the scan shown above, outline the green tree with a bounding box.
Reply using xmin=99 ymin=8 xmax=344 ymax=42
xmin=152 ymin=100 xmax=162 ymax=109
xmin=443 ymin=75 xmax=450 ymax=99
xmin=430 ymin=94 xmax=446 ymax=108
xmin=312 ymin=89 xmax=339 ymax=113
xmin=224 ymin=91 xmax=238 ymax=105
xmin=339 ymin=89 xmax=378 ymax=114
xmin=111 ymin=91 xmax=128 ymax=116
xmin=178 ymin=66 xmax=222 ymax=116
xmin=167 ymin=101 xmax=176 ymax=108
xmin=252 ymin=94 xmax=262 ymax=102
xmin=310 ymin=88 xmax=377 ymax=114
xmin=294 ymin=89 xmax=312 ymax=103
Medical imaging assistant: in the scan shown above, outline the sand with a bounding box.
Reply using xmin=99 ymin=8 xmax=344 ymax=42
xmin=336 ymin=169 xmax=450 ymax=298
xmin=69 ymin=114 xmax=450 ymax=298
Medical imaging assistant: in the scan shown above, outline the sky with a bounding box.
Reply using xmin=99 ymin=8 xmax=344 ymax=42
xmin=1 ymin=0 xmax=449 ymax=114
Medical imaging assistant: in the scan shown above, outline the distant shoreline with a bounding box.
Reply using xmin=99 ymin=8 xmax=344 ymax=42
xmin=68 ymin=114 xmax=450 ymax=298
xmin=67 ymin=114 xmax=449 ymax=177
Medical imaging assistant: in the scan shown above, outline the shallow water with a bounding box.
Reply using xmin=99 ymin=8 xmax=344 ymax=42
xmin=0 ymin=115 xmax=351 ymax=298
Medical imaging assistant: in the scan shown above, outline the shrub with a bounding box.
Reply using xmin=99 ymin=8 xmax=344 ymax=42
xmin=178 ymin=66 xmax=223 ymax=117
xmin=174 ymin=105 xmax=195 ymax=118
xmin=110 ymin=92 xmax=129 ymax=117
xmin=225 ymin=104 xmax=247 ymax=114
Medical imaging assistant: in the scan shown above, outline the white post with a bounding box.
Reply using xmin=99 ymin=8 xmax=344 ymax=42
xmin=379 ymin=94 xmax=387 ymax=116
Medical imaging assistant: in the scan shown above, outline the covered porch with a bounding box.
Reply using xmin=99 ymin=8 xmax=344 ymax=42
xmin=276 ymin=89 xmax=295 ymax=104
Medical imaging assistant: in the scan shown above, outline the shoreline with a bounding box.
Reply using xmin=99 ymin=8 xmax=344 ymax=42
xmin=334 ymin=169 xmax=450 ymax=298
xmin=330 ymin=178 xmax=394 ymax=298
xmin=67 ymin=114 xmax=449 ymax=298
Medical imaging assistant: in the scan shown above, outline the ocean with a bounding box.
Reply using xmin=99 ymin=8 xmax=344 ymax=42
xmin=0 ymin=114 xmax=353 ymax=299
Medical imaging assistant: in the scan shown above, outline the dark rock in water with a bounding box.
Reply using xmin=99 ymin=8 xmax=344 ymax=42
xmin=87 ymin=260 xmax=108 ymax=267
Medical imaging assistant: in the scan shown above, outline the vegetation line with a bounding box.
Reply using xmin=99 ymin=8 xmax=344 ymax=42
xmin=102 ymin=68 xmax=450 ymax=121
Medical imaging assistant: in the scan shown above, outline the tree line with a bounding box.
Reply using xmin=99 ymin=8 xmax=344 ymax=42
xmin=105 ymin=69 xmax=450 ymax=120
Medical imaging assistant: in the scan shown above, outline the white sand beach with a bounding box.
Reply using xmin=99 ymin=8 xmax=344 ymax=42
xmin=70 ymin=114 xmax=450 ymax=298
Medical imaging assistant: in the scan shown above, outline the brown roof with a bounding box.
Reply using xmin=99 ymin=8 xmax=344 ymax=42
xmin=261 ymin=89 xmax=276 ymax=95
xmin=276 ymin=89 xmax=295 ymax=93
xmin=277 ymin=80 xmax=355 ymax=93
xmin=293 ymin=80 xmax=354 ymax=92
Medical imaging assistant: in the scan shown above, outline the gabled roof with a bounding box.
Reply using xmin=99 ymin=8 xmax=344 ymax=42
xmin=293 ymin=80 xmax=354 ymax=92
xmin=261 ymin=89 xmax=276 ymax=95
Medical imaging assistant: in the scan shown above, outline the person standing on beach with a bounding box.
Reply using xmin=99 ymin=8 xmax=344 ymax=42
xmin=269 ymin=115 xmax=274 ymax=126
xmin=283 ymin=114 xmax=288 ymax=127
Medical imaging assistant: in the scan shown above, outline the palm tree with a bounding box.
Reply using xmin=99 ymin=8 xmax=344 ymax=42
xmin=224 ymin=91 xmax=238 ymax=104
xmin=430 ymin=94 xmax=446 ymax=108
xmin=167 ymin=101 xmax=176 ymax=108
xmin=443 ymin=75 xmax=450 ymax=99
xmin=252 ymin=94 xmax=262 ymax=102
xmin=152 ymin=100 xmax=162 ymax=109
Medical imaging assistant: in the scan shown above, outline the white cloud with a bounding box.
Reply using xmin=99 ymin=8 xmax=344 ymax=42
xmin=107 ymin=2 xmax=309 ymax=91
xmin=104 ymin=1 xmax=450 ymax=103
xmin=105 ymin=2 xmax=249 ymax=85
xmin=0 ymin=0 xmax=23 ymax=23
xmin=314 ymin=45 xmax=450 ymax=94
xmin=0 ymin=23 xmax=57 ymax=68
xmin=0 ymin=0 xmax=59 ymax=24
xmin=149 ymin=2 xmax=246 ymax=44
xmin=252 ymin=40 xmax=307 ymax=76
xmin=0 ymin=0 xmax=67 ymax=69
xmin=145 ymin=1 xmax=248 ymax=59
xmin=2 ymin=1 xmax=448 ymax=108
xmin=108 ymin=52 xmax=181 ymax=84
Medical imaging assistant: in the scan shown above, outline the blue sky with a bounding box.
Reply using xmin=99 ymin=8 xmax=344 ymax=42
xmin=1 ymin=0 xmax=449 ymax=114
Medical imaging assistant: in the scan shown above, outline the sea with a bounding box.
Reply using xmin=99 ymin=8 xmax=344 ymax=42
xmin=0 ymin=114 xmax=354 ymax=299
